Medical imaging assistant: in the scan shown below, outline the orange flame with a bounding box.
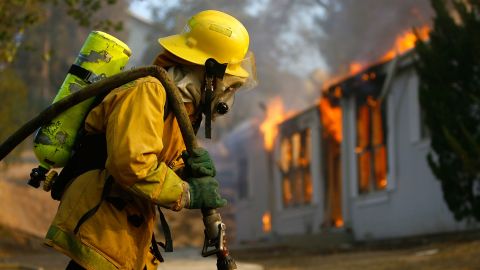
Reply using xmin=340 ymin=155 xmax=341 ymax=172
xmin=379 ymin=178 xmax=387 ymax=189
xmin=323 ymin=62 xmax=367 ymax=88
xmin=319 ymin=98 xmax=343 ymax=142
xmin=262 ymin=211 xmax=272 ymax=233
xmin=260 ymin=97 xmax=295 ymax=151
xmin=349 ymin=62 xmax=365 ymax=75
xmin=334 ymin=218 xmax=344 ymax=228
xmin=381 ymin=25 xmax=431 ymax=62
xmin=323 ymin=25 xmax=431 ymax=90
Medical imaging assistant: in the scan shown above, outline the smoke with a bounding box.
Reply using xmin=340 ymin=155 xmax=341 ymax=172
xmin=231 ymin=0 xmax=434 ymax=126
xmin=135 ymin=0 xmax=434 ymax=136
xmin=313 ymin=0 xmax=434 ymax=75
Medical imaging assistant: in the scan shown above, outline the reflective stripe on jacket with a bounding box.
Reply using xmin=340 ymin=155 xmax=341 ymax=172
xmin=45 ymin=76 xmax=189 ymax=269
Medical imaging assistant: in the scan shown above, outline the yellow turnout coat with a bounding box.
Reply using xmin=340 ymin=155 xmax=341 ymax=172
xmin=45 ymin=76 xmax=190 ymax=269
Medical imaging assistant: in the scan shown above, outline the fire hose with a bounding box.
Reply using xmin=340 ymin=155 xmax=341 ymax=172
xmin=0 ymin=65 xmax=237 ymax=270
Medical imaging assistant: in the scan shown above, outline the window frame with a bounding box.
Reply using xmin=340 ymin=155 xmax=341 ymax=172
xmin=354 ymin=95 xmax=389 ymax=196
xmin=347 ymin=88 xmax=397 ymax=200
xmin=278 ymin=128 xmax=315 ymax=209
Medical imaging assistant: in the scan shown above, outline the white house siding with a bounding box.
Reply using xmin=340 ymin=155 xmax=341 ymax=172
xmin=344 ymin=56 xmax=472 ymax=241
xmin=221 ymin=53 xmax=478 ymax=244
xmin=223 ymin=108 xmax=325 ymax=243
xmin=223 ymin=120 xmax=271 ymax=243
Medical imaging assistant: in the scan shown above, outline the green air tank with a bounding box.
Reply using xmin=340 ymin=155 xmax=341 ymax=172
xmin=30 ymin=31 xmax=131 ymax=189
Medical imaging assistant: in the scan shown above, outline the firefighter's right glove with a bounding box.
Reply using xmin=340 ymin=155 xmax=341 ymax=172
xmin=181 ymin=148 xmax=216 ymax=178
xmin=187 ymin=176 xmax=227 ymax=209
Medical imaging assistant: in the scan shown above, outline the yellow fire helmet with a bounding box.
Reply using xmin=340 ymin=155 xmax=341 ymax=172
xmin=159 ymin=10 xmax=257 ymax=88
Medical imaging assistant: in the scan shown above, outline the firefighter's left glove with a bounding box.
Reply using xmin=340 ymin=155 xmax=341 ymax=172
xmin=181 ymin=148 xmax=216 ymax=178
xmin=187 ymin=176 xmax=227 ymax=209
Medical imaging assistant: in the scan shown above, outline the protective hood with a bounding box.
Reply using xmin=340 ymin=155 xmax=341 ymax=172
xmin=167 ymin=65 xmax=203 ymax=107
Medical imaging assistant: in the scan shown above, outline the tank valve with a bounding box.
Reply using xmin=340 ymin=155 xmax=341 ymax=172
xmin=43 ymin=170 xmax=58 ymax=192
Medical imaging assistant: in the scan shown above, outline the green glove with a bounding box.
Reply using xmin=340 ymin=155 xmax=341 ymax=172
xmin=187 ymin=176 xmax=227 ymax=209
xmin=182 ymin=147 xmax=216 ymax=177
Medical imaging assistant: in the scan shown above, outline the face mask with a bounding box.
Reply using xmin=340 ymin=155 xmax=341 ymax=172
xmin=210 ymin=51 xmax=257 ymax=118
xmin=168 ymin=65 xmax=245 ymax=116
xmin=211 ymin=75 xmax=246 ymax=119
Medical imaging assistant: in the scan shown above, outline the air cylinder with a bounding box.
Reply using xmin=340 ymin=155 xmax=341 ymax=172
xmin=33 ymin=31 xmax=131 ymax=172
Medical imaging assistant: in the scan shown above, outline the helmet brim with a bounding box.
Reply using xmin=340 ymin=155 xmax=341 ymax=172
xmin=158 ymin=35 xmax=250 ymax=78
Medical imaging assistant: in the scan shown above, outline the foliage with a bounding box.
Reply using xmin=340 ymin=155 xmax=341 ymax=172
xmin=0 ymin=0 xmax=127 ymax=162
xmin=415 ymin=0 xmax=480 ymax=220
xmin=0 ymin=68 xmax=28 ymax=163
xmin=3 ymin=0 xmax=128 ymax=116
xmin=0 ymin=0 xmax=129 ymax=164
xmin=0 ymin=0 xmax=123 ymax=66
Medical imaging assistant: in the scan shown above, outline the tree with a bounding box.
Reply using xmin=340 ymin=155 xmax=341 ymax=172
xmin=0 ymin=68 xmax=28 ymax=163
xmin=0 ymin=0 xmax=129 ymax=164
xmin=415 ymin=0 xmax=480 ymax=221
xmin=9 ymin=1 xmax=128 ymax=112
xmin=0 ymin=0 xmax=124 ymax=66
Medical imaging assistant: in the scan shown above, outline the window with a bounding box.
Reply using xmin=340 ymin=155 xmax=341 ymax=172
xmin=279 ymin=128 xmax=313 ymax=208
xmin=356 ymin=96 xmax=388 ymax=194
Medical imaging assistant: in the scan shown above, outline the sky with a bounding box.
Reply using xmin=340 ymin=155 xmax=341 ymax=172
xmin=129 ymin=0 xmax=177 ymax=22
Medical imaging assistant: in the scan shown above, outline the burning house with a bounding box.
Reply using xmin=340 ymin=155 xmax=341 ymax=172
xmin=216 ymin=27 xmax=478 ymax=244
xmin=323 ymin=50 xmax=474 ymax=241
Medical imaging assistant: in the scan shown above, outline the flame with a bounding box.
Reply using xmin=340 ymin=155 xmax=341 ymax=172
xmin=381 ymin=25 xmax=430 ymax=61
xmin=304 ymin=172 xmax=313 ymax=203
xmin=262 ymin=211 xmax=272 ymax=233
xmin=319 ymin=98 xmax=342 ymax=142
xmin=323 ymin=62 xmax=367 ymax=88
xmin=283 ymin=177 xmax=293 ymax=205
xmin=349 ymin=62 xmax=365 ymax=75
xmin=260 ymin=97 xmax=295 ymax=151
xmin=323 ymin=25 xmax=431 ymax=90
xmin=379 ymin=178 xmax=387 ymax=189
xmin=334 ymin=219 xmax=344 ymax=228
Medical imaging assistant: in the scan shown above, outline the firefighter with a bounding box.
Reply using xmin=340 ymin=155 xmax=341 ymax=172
xmin=44 ymin=10 xmax=256 ymax=270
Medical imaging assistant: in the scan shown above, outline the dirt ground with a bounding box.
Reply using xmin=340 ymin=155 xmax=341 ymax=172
xmin=2 ymin=153 xmax=480 ymax=269
xmin=232 ymin=233 xmax=480 ymax=270
xmin=1 ymin=230 xmax=480 ymax=269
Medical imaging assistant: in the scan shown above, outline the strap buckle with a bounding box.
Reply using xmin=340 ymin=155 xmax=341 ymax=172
xmin=68 ymin=64 xmax=106 ymax=84
xmin=85 ymin=71 xmax=106 ymax=84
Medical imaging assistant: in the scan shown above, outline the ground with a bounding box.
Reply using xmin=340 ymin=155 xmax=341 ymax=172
xmin=237 ymin=240 xmax=480 ymax=270
xmin=1 ymin=152 xmax=480 ymax=269
xmin=1 ymin=229 xmax=480 ymax=269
